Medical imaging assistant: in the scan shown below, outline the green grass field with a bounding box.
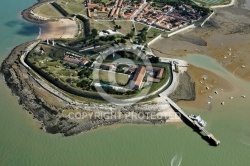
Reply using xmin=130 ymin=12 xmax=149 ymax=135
xmin=90 ymin=20 xmax=135 ymax=36
xmin=193 ymin=0 xmax=230 ymax=6
xmin=90 ymin=20 xmax=110 ymax=31
xmin=94 ymin=70 xmax=130 ymax=86
xmin=33 ymin=3 xmax=63 ymax=18
xmin=114 ymin=21 xmax=134 ymax=35
xmin=55 ymin=0 xmax=86 ymax=15
xmin=146 ymin=27 xmax=162 ymax=43
xmin=134 ymin=22 xmax=148 ymax=32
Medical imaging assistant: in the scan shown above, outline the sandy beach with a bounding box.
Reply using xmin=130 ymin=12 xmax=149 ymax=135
xmin=38 ymin=19 xmax=78 ymax=39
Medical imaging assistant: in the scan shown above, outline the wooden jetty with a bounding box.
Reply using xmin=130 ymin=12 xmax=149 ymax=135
xmin=163 ymin=96 xmax=220 ymax=146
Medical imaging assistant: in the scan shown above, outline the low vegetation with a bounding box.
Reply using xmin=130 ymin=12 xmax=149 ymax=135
xmin=193 ymin=0 xmax=230 ymax=6
xmin=93 ymin=70 xmax=130 ymax=86
xmin=114 ymin=21 xmax=134 ymax=35
xmin=26 ymin=42 xmax=172 ymax=102
xmin=33 ymin=3 xmax=63 ymax=18
xmin=146 ymin=28 xmax=162 ymax=42
xmin=55 ymin=0 xmax=87 ymax=15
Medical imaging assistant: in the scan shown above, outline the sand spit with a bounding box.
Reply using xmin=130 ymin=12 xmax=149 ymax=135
xmin=21 ymin=0 xmax=78 ymax=40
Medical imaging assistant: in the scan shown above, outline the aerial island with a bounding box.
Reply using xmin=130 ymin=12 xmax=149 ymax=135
xmin=1 ymin=0 xmax=240 ymax=145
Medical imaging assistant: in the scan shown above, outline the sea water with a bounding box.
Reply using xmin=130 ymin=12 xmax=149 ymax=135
xmin=0 ymin=0 xmax=250 ymax=165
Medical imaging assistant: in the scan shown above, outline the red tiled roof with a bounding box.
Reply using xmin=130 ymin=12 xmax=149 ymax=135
xmin=64 ymin=56 xmax=88 ymax=66
xmin=101 ymin=7 xmax=106 ymax=12
xmin=133 ymin=66 xmax=146 ymax=87
xmin=63 ymin=56 xmax=81 ymax=64
xmin=156 ymin=68 xmax=164 ymax=79
xmin=87 ymin=3 xmax=99 ymax=7
xmin=87 ymin=8 xmax=91 ymax=18
xmin=130 ymin=9 xmax=138 ymax=18
xmin=118 ymin=0 xmax=123 ymax=7
xmin=81 ymin=59 xmax=89 ymax=65
xmin=109 ymin=8 xmax=116 ymax=17
xmin=146 ymin=66 xmax=164 ymax=79
xmin=114 ymin=8 xmax=120 ymax=17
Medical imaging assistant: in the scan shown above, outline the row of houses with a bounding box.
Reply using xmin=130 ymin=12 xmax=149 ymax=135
xmin=108 ymin=0 xmax=144 ymax=19
xmin=85 ymin=0 xmax=145 ymax=19
xmin=85 ymin=0 xmax=203 ymax=30
xmin=108 ymin=0 xmax=124 ymax=18
xmin=135 ymin=2 xmax=202 ymax=30
xmin=85 ymin=0 xmax=106 ymax=18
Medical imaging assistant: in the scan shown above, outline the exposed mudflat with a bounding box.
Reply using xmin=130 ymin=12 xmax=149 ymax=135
xmin=169 ymin=71 xmax=196 ymax=102
xmin=151 ymin=1 xmax=250 ymax=83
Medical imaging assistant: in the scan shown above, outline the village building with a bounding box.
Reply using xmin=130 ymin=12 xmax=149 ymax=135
xmin=146 ymin=66 xmax=164 ymax=79
xmin=129 ymin=66 xmax=146 ymax=90
xmin=156 ymin=68 xmax=164 ymax=79
xmin=85 ymin=0 xmax=203 ymax=30
xmin=63 ymin=54 xmax=89 ymax=66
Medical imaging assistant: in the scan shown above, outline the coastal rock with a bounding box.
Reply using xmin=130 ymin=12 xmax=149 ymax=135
xmin=0 ymin=42 xmax=176 ymax=136
xmin=168 ymin=72 xmax=196 ymax=102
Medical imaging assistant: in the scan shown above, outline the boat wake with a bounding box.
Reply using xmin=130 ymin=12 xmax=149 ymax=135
xmin=170 ymin=154 xmax=182 ymax=166
xmin=240 ymin=140 xmax=250 ymax=147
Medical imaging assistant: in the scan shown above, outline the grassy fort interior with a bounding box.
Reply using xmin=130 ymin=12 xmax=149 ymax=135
xmin=26 ymin=0 xmax=211 ymax=102
xmin=26 ymin=41 xmax=170 ymax=101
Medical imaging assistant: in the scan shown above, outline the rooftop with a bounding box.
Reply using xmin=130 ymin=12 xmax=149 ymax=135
xmin=133 ymin=66 xmax=146 ymax=87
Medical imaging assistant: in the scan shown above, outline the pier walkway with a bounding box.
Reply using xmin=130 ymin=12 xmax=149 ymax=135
xmin=160 ymin=95 xmax=220 ymax=145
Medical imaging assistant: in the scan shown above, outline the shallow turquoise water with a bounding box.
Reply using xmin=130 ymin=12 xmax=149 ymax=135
xmin=0 ymin=0 xmax=250 ymax=166
xmin=184 ymin=54 xmax=228 ymax=74
xmin=0 ymin=0 xmax=39 ymax=61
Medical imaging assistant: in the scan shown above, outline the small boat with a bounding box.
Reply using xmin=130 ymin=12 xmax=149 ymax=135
xmin=188 ymin=114 xmax=207 ymax=127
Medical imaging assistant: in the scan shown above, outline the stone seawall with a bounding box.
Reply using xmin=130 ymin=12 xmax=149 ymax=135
xmin=0 ymin=42 xmax=177 ymax=136
xmin=21 ymin=0 xmax=54 ymax=24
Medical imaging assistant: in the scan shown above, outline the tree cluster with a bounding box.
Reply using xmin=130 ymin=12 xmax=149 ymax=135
xmin=78 ymin=68 xmax=93 ymax=78
xmin=114 ymin=25 xmax=121 ymax=31
xmin=149 ymin=56 xmax=159 ymax=63
xmin=91 ymin=28 xmax=98 ymax=37
xmin=76 ymin=78 xmax=92 ymax=90
xmin=99 ymin=35 xmax=115 ymax=42
xmin=117 ymin=51 xmax=137 ymax=60
xmin=137 ymin=27 xmax=148 ymax=44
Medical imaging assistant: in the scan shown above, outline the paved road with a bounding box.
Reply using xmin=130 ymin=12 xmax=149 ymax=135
xmin=130 ymin=2 xmax=148 ymax=20
xmin=20 ymin=40 xmax=41 ymax=69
